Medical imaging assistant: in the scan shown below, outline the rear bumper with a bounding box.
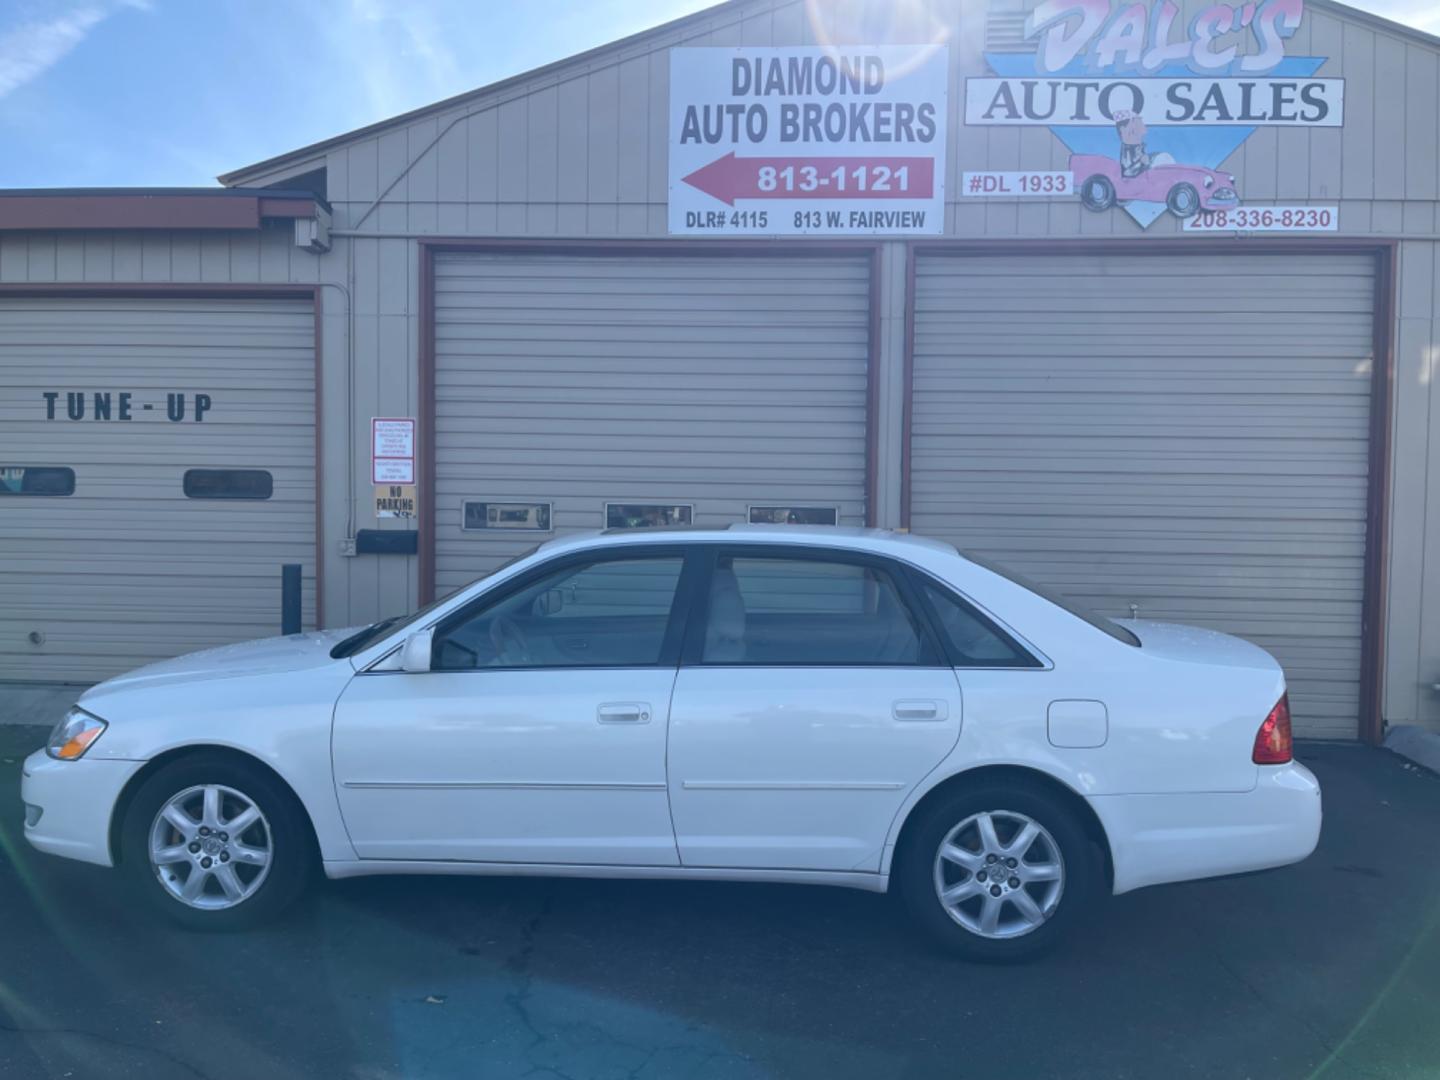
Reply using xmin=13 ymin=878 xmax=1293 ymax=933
xmin=1090 ymin=762 xmax=1322 ymax=895
xmin=21 ymin=750 xmax=142 ymax=868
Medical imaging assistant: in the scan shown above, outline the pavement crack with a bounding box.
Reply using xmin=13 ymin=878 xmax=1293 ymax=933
xmin=504 ymin=893 xmax=555 ymax=1054
xmin=0 ymin=1016 xmax=214 ymax=1080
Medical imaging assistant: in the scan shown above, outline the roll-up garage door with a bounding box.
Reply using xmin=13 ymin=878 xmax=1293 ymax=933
xmin=910 ymin=252 xmax=1375 ymax=739
xmin=0 ymin=295 xmax=317 ymax=682
xmin=433 ymin=252 xmax=871 ymax=597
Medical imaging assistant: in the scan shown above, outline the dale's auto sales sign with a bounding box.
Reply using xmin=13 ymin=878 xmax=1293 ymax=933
xmin=966 ymin=0 xmax=1343 ymax=228
xmin=669 ymin=46 xmax=949 ymax=236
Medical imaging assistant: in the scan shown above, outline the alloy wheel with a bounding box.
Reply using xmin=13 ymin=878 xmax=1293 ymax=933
xmin=148 ymin=784 xmax=273 ymax=911
xmin=932 ymin=809 xmax=1065 ymax=939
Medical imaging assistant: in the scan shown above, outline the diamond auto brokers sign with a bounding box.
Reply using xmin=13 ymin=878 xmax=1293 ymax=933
xmin=669 ymin=46 xmax=949 ymax=236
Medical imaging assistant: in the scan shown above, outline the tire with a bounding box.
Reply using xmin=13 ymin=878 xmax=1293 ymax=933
xmin=895 ymin=780 xmax=1102 ymax=962
xmin=119 ymin=753 xmax=314 ymax=930
xmin=1079 ymin=174 xmax=1116 ymax=212
xmin=1166 ymin=182 xmax=1201 ymax=218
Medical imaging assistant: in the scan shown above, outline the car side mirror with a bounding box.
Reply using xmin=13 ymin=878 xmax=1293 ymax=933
xmin=400 ymin=628 xmax=434 ymax=673
xmin=537 ymin=589 xmax=565 ymax=616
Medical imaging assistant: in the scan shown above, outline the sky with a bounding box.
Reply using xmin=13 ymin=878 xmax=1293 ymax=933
xmin=0 ymin=0 xmax=1434 ymax=188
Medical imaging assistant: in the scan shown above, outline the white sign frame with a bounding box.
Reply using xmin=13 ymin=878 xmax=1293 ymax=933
xmin=372 ymin=417 xmax=416 ymax=486
xmin=669 ymin=45 xmax=950 ymax=237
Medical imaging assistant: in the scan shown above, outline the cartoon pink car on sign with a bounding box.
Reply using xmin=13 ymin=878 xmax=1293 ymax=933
xmin=1071 ymin=153 xmax=1238 ymax=219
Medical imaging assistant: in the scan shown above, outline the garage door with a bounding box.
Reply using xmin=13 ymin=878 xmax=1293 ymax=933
xmin=0 ymin=295 xmax=317 ymax=682
xmin=910 ymin=252 xmax=1375 ymax=739
xmin=433 ymin=251 xmax=871 ymax=597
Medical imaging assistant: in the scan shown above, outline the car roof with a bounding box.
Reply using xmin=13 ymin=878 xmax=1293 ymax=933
xmin=536 ymin=524 xmax=959 ymax=559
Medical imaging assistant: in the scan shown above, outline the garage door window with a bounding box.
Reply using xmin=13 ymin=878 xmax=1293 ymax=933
xmin=606 ymin=503 xmax=693 ymax=529
xmin=1 ymin=466 xmax=75 ymax=496
xmin=747 ymin=506 xmax=838 ymax=525
xmin=701 ymin=554 xmax=938 ymax=666
xmin=183 ymin=469 xmax=274 ymax=500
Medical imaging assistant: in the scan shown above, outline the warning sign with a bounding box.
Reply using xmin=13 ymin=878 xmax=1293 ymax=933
xmin=374 ymin=484 xmax=417 ymax=519
xmin=372 ymin=417 xmax=416 ymax=485
xmin=669 ymin=45 xmax=949 ymax=236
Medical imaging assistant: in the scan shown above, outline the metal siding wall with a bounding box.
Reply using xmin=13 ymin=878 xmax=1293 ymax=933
xmin=1387 ymin=238 xmax=1440 ymax=731
xmin=431 ymin=251 xmax=871 ymax=595
xmin=0 ymin=296 xmax=316 ymax=680
xmin=910 ymin=251 xmax=1376 ymax=739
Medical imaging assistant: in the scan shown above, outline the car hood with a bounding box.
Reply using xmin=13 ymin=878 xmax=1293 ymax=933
xmin=80 ymin=628 xmax=362 ymax=700
xmin=1119 ymin=620 xmax=1280 ymax=672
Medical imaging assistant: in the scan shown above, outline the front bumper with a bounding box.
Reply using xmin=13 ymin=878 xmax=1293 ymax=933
xmin=1091 ymin=762 xmax=1322 ymax=895
xmin=20 ymin=750 xmax=144 ymax=867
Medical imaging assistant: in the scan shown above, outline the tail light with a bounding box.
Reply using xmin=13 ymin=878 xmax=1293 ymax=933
xmin=1252 ymin=693 xmax=1293 ymax=765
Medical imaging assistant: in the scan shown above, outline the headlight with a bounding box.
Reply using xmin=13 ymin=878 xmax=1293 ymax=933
xmin=47 ymin=708 xmax=108 ymax=761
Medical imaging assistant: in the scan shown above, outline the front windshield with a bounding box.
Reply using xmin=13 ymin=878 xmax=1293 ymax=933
xmin=329 ymin=545 xmax=542 ymax=658
xmin=964 ymin=551 xmax=1141 ymax=647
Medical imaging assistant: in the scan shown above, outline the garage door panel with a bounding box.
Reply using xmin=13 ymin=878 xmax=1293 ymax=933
xmin=0 ymin=296 xmax=316 ymax=681
xmin=911 ymin=252 xmax=1374 ymax=738
xmin=434 ymin=252 xmax=871 ymax=588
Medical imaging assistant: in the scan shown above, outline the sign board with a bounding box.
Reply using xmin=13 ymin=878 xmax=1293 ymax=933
xmin=374 ymin=484 xmax=417 ymax=519
xmin=964 ymin=0 xmax=1342 ymax=230
xmin=372 ymin=417 xmax=415 ymax=486
xmin=669 ymin=45 xmax=949 ymax=236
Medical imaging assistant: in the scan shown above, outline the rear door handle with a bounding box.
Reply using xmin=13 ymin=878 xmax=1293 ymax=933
xmin=597 ymin=702 xmax=651 ymax=724
xmin=893 ymin=699 xmax=946 ymax=722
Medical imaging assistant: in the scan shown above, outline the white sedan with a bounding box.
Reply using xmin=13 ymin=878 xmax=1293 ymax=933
xmin=21 ymin=527 xmax=1320 ymax=960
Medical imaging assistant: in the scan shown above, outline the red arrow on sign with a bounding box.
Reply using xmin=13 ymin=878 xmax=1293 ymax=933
xmin=681 ymin=152 xmax=935 ymax=206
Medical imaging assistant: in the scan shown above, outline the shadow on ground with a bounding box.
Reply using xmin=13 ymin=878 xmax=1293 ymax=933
xmin=0 ymin=728 xmax=1437 ymax=1080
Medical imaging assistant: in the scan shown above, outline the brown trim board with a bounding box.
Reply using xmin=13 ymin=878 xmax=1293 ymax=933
xmin=0 ymin=193 xmax=320 ymax=232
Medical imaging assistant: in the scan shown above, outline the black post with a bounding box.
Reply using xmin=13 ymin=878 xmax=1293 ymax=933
xmin=281 ymin=564 xmax=302 ymax=636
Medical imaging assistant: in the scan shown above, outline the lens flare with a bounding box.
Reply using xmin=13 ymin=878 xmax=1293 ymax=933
xmin=804 ymin=0 xmax=951 ymax=81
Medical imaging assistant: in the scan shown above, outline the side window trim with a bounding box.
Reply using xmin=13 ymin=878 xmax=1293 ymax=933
xmin=428 ymin=544 xmax=696 ymax=672
xmin=678 ymin=543 xmax=947 ymax=669
xmin=903 ymin=567 xmax=1051 ymax=671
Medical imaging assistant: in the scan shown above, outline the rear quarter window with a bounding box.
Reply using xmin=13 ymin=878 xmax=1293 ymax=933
xmin=963 ymin=552 xmax=1140 ymax=647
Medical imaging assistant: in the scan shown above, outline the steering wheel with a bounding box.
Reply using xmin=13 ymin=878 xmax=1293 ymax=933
xmin=489 ymin=614 xmax=533 ymax=665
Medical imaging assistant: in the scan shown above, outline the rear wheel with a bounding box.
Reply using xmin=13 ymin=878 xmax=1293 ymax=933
xmin=120 ymin=754 xmax=313 ymax=930
xmin=1079 ymin=174 xmax=1116 ymax=212
xmin=896 ymin=781 xmax=1101 ymax=961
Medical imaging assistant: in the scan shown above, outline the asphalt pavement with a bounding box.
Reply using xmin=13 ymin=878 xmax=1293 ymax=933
xmin=1 ymin=726 xmax=1437 ymax=1080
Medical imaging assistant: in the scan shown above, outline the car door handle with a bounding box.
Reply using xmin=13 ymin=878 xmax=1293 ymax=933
xmin=597 ymin=702 xmax=651 ymax=724
xmin=893 ymin=700 xmax=947 ymax=722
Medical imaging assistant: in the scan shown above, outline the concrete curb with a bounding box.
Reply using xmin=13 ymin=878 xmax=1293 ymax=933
xmin=1383 ymin=724 xmax=1440 ymax=776
xmin=0 ymin=683 xmax=88 ymax=727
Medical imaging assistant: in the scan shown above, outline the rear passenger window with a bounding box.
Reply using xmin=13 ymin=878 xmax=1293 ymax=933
xmin=183 ymin=469 xmax=273 ymax=500
xmin=1 ymin=466 xmax=75 ymax=496
xmin=918 ymin=580 xmax=1041 ymax=668
xmin=701 ymin=554 xmax=936 ymax=666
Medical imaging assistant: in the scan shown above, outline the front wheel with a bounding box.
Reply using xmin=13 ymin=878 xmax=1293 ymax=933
xmin=120 ymin=753 xmax=313 ymax=930
xmin=896 ymin=781 xmax=1101 ymax=962
xmin=1166 ymin=182 xmax=1201 ymax=218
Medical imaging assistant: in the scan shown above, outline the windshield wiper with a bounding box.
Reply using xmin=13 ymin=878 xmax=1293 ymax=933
xmin=329 ymin=616 xmax=402 ymax=659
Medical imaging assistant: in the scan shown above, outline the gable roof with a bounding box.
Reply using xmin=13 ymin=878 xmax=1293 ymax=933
xmin=219 ymin=0 xmax=1440 ymax=188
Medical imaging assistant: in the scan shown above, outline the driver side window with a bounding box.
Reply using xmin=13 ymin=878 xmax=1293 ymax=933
xmin=432 ymin=555 xmax=684 ymax=670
